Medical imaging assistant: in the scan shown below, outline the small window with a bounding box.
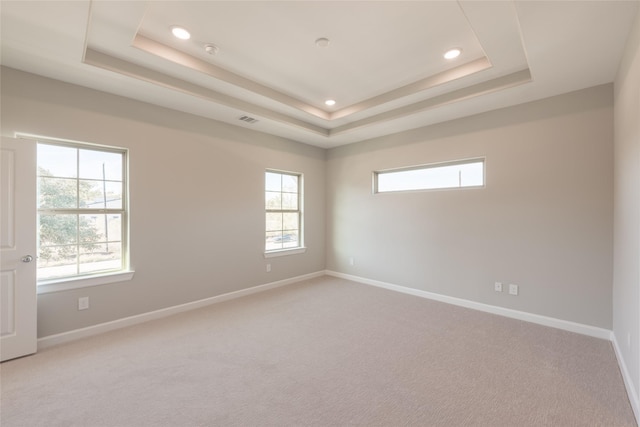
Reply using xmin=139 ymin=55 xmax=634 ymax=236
xmin=36 ymin=140 xmax=128 ymax=282
xmin=374 ymin=158 xmax=484 ymax=193
xmin=265 ymin=170 xmax=302 ymax=252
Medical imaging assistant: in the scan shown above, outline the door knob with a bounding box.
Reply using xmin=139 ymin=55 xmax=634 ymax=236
xmin=21 ymin=255 xmax=34 ymax=263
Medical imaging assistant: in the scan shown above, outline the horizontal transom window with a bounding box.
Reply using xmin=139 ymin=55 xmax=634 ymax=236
xmin=374 ymin=158 xmax=484 ymax=193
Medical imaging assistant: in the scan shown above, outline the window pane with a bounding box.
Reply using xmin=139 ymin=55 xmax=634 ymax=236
xmin=376 ymin=160 xmax=484 ymax=193
xmin=266 ymin=213 xmax=282 ymax=232
xmin=265 ymin=192 xmax=282 ymax=209
xmin=79 ymin=243 xmax=121 ymax=274
xmin=37 ymin=144 xmax=77 ymax=178
xmin=265 ymin=172 xmax=281 ymax=192
xmin=420 ymin=165 xmax=459 ymax=189
xmin=39 ymin=214 xmax=78 ymax=246
xmin=281 ymin=193 xmax=298 ymax=210
xmin=79 ymin=214 xmax=105 ymax=243
xmin=266 ymin=231 xmax=283 ymax=251
xmin=282 ymin=174 xmax=298 ymax=193
xmin=106 ymin=214 xmax=122 ymax=242
xmin=79 ymin=149 xmax=122 ymax=181
xmin=460 ymin=162 xmax=484 ymax=186
xmin=78 ymin=214 xmax=121 ymax=245
xmin=282 ymin=231 xmax=299 ymax=248
xmin=38 ymin=177 xmax=77 ymax=208
xmin=37 ymin=245 xmax=78 ymax=280
xmin=79 ymin=180 xmax=104 ymax=208
xmin=105 ymin=181 xmax=123 ymax=209
xmin=283 ymin=212 xmax=298 ymax=231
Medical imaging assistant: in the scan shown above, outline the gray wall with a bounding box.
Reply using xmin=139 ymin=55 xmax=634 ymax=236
xmin=614 ymin=9 xmax=640 ymax=406
xmin=326 ymin=85 xmax=614 ymax=329
xmin=0 ymin=66 xmax=622 ymax=338
xmin=1 ymin=67 xmax=326 ymax=337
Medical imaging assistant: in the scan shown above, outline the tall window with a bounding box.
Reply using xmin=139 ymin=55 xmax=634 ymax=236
xmin=265 ymin=170 xmax=302 ymax=252
xmin=374 ymin=158 xmax=484 ymax=193
xmin=36 ymin=140 xmax=128 ymax=282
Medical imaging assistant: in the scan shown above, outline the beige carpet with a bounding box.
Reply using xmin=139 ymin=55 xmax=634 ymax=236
xmin=1 ymin=276 xmax=636 ymax=426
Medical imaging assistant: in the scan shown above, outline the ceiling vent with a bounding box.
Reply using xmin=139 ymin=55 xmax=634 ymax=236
xmin=238 ymin=115 xmax=259 ymax=124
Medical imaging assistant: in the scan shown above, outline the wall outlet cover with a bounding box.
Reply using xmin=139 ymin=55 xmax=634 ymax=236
xmin=78 ymin=297 xmax=89 ymax=310
xmin=508 ymin=284 xmax=519 ymax=296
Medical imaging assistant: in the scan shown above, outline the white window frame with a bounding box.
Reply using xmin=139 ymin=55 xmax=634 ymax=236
xmin=373 ymin=158 xmax=485 ymax=194
xmin=264 ymin=169 xmax=306 ymax=258
xmin=24 ymin=134 xmax=134 ymax=294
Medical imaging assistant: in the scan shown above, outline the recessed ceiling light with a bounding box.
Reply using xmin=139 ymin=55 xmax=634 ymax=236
xmin=315 ymin=38 xmax=330 ymax=48
xmin=325 ymin=99 xmax=336 ymax=106
xmin=171 ymin=26 xmax=191 ymax=40
xmin=444 ymin=48 xmax=462 ymax=59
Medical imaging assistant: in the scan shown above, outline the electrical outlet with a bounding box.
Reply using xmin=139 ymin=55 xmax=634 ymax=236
xmin=78 ymin=297 xmax=89 ymax=311
xmin=266 ymin=263 xmax=271 ymax=273
xmin=494 ymin=282 xmax=503 ymax=292
xmin=349 ymin=257 xmax=355 ymax=266
xmin=508 ymin=284 xmax=519 ymax=296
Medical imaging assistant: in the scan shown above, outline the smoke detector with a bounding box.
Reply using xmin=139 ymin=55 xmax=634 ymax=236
xmin=204 ymin=44 xmax=219 ymax=55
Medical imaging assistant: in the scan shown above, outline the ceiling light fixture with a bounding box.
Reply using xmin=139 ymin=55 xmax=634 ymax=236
xmin=315 ymin=38 xmax=330 ymax=48
xmin=204 ymin=44 xmax=219 ymax=55
xmin=171 ymin=26 xmax=191 ymax=40
xmin=444 ymin=48 xmax=462 ymax=59
xmin=325 ymin=99 xmax=336 ymax=106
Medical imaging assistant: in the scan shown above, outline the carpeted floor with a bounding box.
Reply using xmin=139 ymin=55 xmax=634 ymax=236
xmin=1 ymin=276 xmax=636 ymax=426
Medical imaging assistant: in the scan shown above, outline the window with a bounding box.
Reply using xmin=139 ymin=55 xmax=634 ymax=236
xmin=36 ymin=140 xmax=128 ymax=283
xmin=265 ymin=170 xmax=302 ymax=252
xmin=374 ymin=158 xmax=484 ymax=193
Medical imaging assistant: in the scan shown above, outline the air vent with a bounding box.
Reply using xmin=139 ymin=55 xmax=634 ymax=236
xmin=238 ymin=115 xmax=259 ymax=124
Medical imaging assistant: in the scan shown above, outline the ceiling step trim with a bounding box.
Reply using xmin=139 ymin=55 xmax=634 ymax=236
xmin=330 ymin=68 xmax=533 ymax=136
xmin=133 ymin=34 xmax=331 ymax=120
xmin=83 ymin=48 xmax=329 ymax=137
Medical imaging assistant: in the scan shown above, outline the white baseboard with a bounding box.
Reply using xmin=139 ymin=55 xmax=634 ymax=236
xmin=39 ymin=269 xmax=637 ymax=424
xmin=612 ymin=332 xmax=640 ymax=425
xmin=325 ymin=270 xmax=612 ymax=340
xmin=331 ymin=269 xmax=640 ymax=424
xmin=38 ymin=271 xmax=325 ymax=350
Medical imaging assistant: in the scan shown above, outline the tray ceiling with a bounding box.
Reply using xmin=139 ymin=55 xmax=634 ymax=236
xmin=1 ymin=1 xmax=638 ymax=147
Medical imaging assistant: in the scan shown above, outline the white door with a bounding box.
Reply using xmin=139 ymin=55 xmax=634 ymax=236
xmin=1 ymin=137 xmax=37 ymax=361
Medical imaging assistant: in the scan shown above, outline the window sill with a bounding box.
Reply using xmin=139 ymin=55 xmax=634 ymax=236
xmin=37 ymin=270 xmax=135 ymax=294
xmin=264 ymin=247 xmax=307 ymax=258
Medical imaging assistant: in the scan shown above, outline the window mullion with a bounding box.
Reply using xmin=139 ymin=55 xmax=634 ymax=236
xmin=76 ymin=148 xmax=80 ymax=209
xmin=74 ymin=149 xmax=80 ymax=275
xmin=38 ymin=208 xmax=124 ymax=214
xmin=75 ymin=213 xmax=80 ymax=276
xmin=266 ymin=209 xmax=298 ymax=213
